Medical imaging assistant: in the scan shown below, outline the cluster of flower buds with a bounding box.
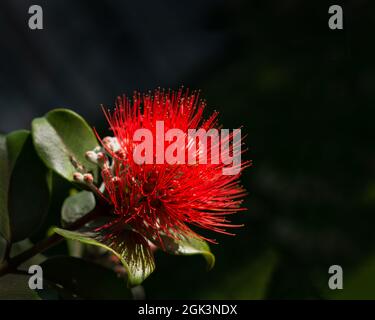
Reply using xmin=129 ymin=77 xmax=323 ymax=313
xmin=72 ymin=137 xmax=122 ymax=201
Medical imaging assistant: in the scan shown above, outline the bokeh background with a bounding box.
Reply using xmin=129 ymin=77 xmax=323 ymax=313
xmin=1 ymin=0 xmax=374 ymax=299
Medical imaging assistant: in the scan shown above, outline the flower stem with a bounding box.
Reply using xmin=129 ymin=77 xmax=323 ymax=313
xmin=0 ymin=205 xmax=104 ymax=277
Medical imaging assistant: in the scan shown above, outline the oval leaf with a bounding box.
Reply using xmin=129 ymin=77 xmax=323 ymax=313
xmin=7 ymin=130 xmax=29 ymax=170
xmin=0 ymin=131 xmax=52 ymax=243
xmin=61 ymin=190 xmax=96 ymax=227
xmin=7 ymin=133 xmax=52 ymax=242
xmin=156 ymin=234 xmax=215 ymax=270
xmin=53 ymin=221 xmax=155 ymax=287
xmin=31 ymin=109 xmax=99 ymax=182
xmin=0 ymin=131 xmax=30 ymax=241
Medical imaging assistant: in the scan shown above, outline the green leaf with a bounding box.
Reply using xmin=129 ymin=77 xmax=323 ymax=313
xmin=61 ymin=191 xmax=96 ymax=258
xmin=31 ymin=109 xmax=99 ymax=182
xmin=61 ymin=190 xmax=96 ymax=257
xmin=0 ymin=274 xmax=41 ymax=300
xmin=7 ymin=133 xmax=52 ymax=242
xmin=6 ymin=130 xmax=29 ymax=171
xmin=61 ymin=190 xmax=96 ymax=227
xmin=0 ymin=131 xmax=52 ymax=243
xmin=39 ymin=256 xmax=131 ymax=299
xmin=53 ymin=221 xmax=155 ymax=287
xmin=0 ymin=131 xmax=29 ymax=241
xmin=158 ymin=234 xmax=215 ymax=270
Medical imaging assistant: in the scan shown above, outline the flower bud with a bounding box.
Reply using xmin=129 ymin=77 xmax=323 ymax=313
xmin=111 ymin=138 xmax=121 ymax=152
xmin=102 ymin=136 xmax=121 ymax=152
xmin=103 ymin=136 xmax=112 ymax=145
xmin=96 ymin=152 xmax=107 ymax=167
xmin=73 ymin=172 xmax=84 ymax=182
xmin=83 ymin=173 xmax=94 ymax=184
xmin=85 ymin=151 xmax=98 ymax=164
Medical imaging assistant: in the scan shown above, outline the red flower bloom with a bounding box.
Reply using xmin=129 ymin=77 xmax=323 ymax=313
xmin=92 ymin=89 xmax=248 ymax=244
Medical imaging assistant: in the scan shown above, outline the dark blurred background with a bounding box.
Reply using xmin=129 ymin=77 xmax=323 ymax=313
xmin=1 ymin=0 xmax=374 ymax=299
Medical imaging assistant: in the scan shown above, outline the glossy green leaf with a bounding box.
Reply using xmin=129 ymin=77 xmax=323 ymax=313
xmin=0 ymin=274 xmax=41 ymax=300
xmin=53 ymin=221 xmax=155 ymax=287
xmin=61 ymin=190 xmax=96 ymax=257
xmin=0 ymin=131 xmax=29 ymax=241
xmin=61 ymin=190 xmax=96 ymax=227
xmin=39 ymin=256 xmax=131 ymax=299
xmin=31 ymin=109 xmax=99 ymax=182
xmin=8 ymin=134 xmax=52 ymax=242
xmin=6 ymin=130 xmax=29 ymax=171
xmin=158 ymin=233 xmax=215 ymax=270
xmin=0 ymin=131 xmax=51 ymax=243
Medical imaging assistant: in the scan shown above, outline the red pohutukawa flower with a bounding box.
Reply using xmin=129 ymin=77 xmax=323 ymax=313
xmin=78 ymin=88 xmax=248 ymax=246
